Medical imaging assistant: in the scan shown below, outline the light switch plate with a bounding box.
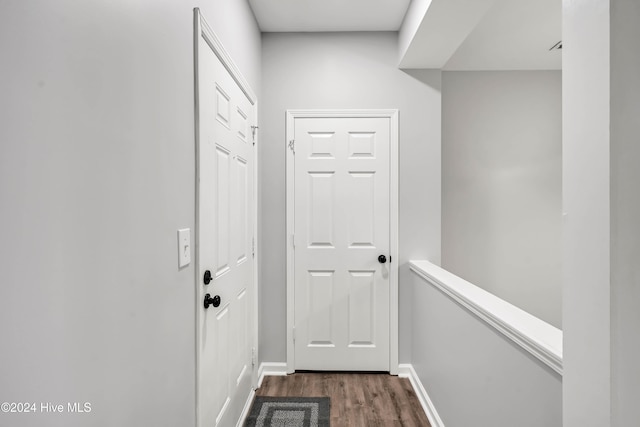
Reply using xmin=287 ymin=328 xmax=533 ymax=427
xmin=178 ymin=228 xmax=191 ymax=268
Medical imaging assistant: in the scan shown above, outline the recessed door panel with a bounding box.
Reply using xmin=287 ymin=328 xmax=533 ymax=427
xmin=307 ymin=271 xmax=336 ymax=346
xmin=347 ymin=172 xmax=376 ymax=248
xmin=215 ymin=146 xmax=230 ymax=277
xmin=214 ymin=306 xmax=230 ymax=423
xmin=348 ymin=270 xmax=376 ymax=346
xmin=237 ymin=108 xmax=248 ymax=143
xmin=233 ymin=289 xmax=248 ymax=386
xmin=308 ymin=172 xmax=335 ymax=248
xmin=308 ymin=132 xmax=336 ymax=159
xmin=348 ymin=132 xmax=376 ymax=158
xmin=235 ymin=157 xmax=248 ymax=264
xmin=216 ymin=85 xmax=230 ymax=129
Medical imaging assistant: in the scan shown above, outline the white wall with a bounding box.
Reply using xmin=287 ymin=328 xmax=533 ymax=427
xmin=398 ymin=0 xmax=496 ymax=69
xmin=610 ymin=1 xmax=640 ymax=426
xmin=562 ymin=1 xmax=611 ymax=425
xmin=441 ymin=71 xmax=562 ymax=328
xmin=0 ymin=1 xmax=260 ymax=426
xmin=259 ymin=32 xmax=441 ymax=364
xmin=411 ymin=269 xmax=562 ymax=427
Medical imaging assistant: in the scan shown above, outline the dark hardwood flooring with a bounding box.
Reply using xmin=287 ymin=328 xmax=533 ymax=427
xmin=255 ymin=372 xmax=431 ymax=427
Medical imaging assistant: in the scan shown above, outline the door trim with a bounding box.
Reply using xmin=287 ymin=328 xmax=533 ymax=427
xmin=193 ymin=8 xmax=260 ymax=426
xmin=285 ymin=109 xmax=399 ymax=374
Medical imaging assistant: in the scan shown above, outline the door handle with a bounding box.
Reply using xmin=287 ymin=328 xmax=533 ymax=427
xmin=378 ymin=255 xmax=387 ymax=264
xmin=204 ymin=293 xmax=220 ymax=309
xmin=203 ymin=270 xmax=212 ymax=285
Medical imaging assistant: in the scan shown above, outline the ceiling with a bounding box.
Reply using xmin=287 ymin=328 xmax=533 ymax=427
xmin=443 ymin=0 xmax=561 ymax=70
xmin=248 ymin=0 xmax=411 ymax=32
xmin=248 ymin=0 xmax=561 ymax=70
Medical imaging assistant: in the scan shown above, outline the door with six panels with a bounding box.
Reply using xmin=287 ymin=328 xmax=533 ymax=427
xmin=292 ymin=116 xmax=391 ymax=371
xmin=195 ymin=11 xmax=255 ymax=427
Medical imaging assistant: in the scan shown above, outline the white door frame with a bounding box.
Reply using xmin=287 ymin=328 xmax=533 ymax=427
xmin=285 ymin=109 xmax=399 ymax=375
xmin=193 ymin=8 xmax=260 ymax=425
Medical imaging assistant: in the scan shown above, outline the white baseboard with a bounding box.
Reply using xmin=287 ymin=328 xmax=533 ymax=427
xmin=398 ymin=363 xmax=445 ymax=427
xmin=237 ymin=363 xmax=287 ymax=426
xmin=257 ymin=362 xmax=288 ymax=388
xmin=236 ymin=388 xmax=255 ymax=427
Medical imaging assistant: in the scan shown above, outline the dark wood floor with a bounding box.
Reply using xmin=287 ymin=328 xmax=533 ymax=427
xmin=255 ymin=372 xmax=431 ymax=427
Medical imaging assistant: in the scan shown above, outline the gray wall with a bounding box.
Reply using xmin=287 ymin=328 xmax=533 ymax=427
xmin=0 ymin=1 xmax=260 ymax=426
xmin=410 ymin=270 xmax=562 ymax=427
xmin=259 ymin=32 xmax=442 ymax=363
xmin=611 ymin=0 xmax=640 ymax=425
xmin=442 ymin=71 xmax=562 ymax=328
xmin=562 ymin=0 xmax=612 ymax=425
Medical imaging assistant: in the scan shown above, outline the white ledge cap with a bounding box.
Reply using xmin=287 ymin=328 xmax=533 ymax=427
xmin=409 ymin=260 xmax=563 ymax=375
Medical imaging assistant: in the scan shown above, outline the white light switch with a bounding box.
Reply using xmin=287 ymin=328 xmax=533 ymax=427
xmin=178 ymin=228 xmax=191 ymax=268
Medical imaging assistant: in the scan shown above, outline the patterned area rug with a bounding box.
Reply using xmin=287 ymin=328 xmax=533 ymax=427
xmin=244 ymin=396 xmax=330 ymax=427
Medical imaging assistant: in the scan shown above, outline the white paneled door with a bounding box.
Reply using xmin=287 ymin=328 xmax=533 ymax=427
xmin=289 ymin=113 xmax=396 ymax=371
xmin=195 ymin=10 xmax=256 ymax=427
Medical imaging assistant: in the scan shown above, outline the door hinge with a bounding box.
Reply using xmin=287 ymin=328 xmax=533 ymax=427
xmin=292 ymin=326 xmax=296 ymax=342
xmin=251 ymin=347 xmax=256 ymax=367
xmin=252 ymin=237 xmax=255 ymax=258
xmin=291 ymin=234 xmax=295 ymax=249
xmin=251 ymin=126 xmax=258 ymax=146
xmin=288 ymin=140 xmax=295 ymax=155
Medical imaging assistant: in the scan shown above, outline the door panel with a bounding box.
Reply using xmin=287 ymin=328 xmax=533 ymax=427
xmin=293 ymin=117 xmax=390 ymax=371
xmin=347 ymin=172 xmax=376 ymax=246
xmin=348 ymin=270 xmax=376 ymax=346
xmin=307 ymin=270 xmax=336 ymax=346
xmin=308 ymin=172 xmax=335 ymax=247
xmin=196 ymin=19 xmax=255 ymax=427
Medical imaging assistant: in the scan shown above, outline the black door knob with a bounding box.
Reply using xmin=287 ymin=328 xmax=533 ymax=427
xmin=378 ymin=255 xmax=387 ymax=264
xmin=203 ymin=270 xmax=212 ymax=285
xmin=204 ymin=293 xmax=220 ymax=309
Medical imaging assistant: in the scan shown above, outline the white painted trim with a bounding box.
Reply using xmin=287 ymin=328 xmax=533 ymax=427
xmin=285 ymin=109 xmax=400 ymax=374
xmin=409 ymin=260 xmax=563 ymax=375
xmin=285 ymin=111 xmax=295 ymax=374
xmin=196 ymin=9 xmax=256 ymax=105
xmin=285 ymin=109 xmax=400 ymax=118
xmin=398 ymin=364 xmax=445 ymax=427
xmin=251 ymin=101 xmax=259 ymax=389
xmin=193 ymin=8 xmax=260 ymax=426
xmin=388 ymin=110 xmax=399 ymax=375
xmin=258 ymin=362 xmax=289 ymax=388
xmin=193 ymin=10 xmax=204 ymax=426
xmin=235 ymin=388 xmax=256 ymax=427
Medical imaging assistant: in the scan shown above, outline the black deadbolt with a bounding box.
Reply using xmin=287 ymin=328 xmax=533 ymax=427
xmin=203 ymin=270 xmax=212 ymax=285
xmin=378 ymin=255 xmax=387 ymax=264
xmin=204 ymin=293 xmax=220 ymax=309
